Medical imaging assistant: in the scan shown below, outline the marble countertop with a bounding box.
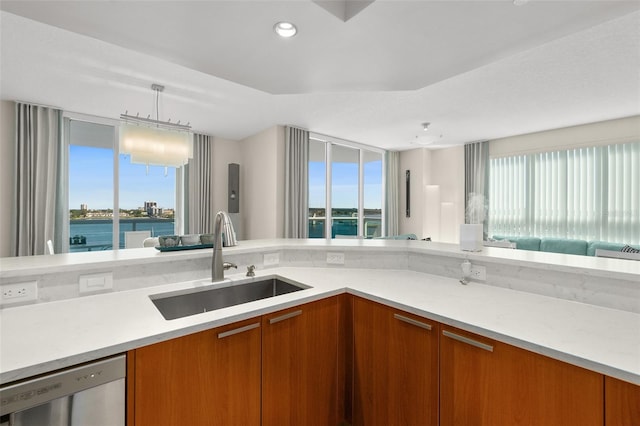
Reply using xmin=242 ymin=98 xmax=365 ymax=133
xmin=1 ymin=266 xmax=638 ymax=386
xmin=2 ymin=239 xmax=639 ymax=282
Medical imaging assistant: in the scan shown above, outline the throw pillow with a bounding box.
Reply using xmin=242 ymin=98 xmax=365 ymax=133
xmin=621 ymin=245 xmax=640 ymax=253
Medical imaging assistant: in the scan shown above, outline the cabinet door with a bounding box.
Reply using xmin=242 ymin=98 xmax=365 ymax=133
xmin=605 ymin=376 xmax=640 ymax=425
xmin=129 ymin=317 xmax=261 ymax=426
xmin=262 ymin=296 xmax=340 ymax=426
xmin=440 ymin=325 xmax=603 ymax=426
xmin=352 ymin=297 xmax=438 ymax=426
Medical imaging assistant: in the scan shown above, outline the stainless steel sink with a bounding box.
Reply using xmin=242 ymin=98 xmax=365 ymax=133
xmin=150 ymin=278 xmax=308 ymax=320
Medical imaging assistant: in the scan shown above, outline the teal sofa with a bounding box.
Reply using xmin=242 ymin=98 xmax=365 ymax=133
xmin=491 ymin=235 xmax=639 ymax=257
xmin=375 ymin=233 xmax=418 ymax=240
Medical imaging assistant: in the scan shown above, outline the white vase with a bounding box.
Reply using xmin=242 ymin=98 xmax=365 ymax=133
xmin=460 ymin=224 xmax=483 ymax=252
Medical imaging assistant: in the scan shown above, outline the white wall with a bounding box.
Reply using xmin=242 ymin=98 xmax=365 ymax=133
xmin=0 ymin=101 xmax=15 ymax=257
xmin=490 ymin=115 xmax=640 ymax=157
xmin=240 ymin=125 xmax=285 ymax=240
xmin=209 ymin=137 xmax=243 ymax=238
xmin=398 ymin=145 xmax=464 ymax=243
xmin=399 ymin=148 xmax=430 ymax=237
xmin=429 ymin=146 xmax=465 ymax=243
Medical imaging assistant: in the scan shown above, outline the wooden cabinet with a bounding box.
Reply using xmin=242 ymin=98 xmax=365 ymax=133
xmin=128 ymin=317 xmax=262 ymax=426
xmin=440 ymin=325 xmax=603 ymax=426
xmin=127 ymin=294 xmax=629 ymax=426
xmin=352 ymin=297 xmax=438 ymax=426
xmin=262 ymin=296 xmax=342 ymax=426
xmin=605 ymin=376 xmax=640 ymax=425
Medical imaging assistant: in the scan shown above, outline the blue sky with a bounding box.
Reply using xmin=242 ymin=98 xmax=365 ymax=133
xmin=69 ymin=146 xmax=176 ymax=210
xmin=309 ymin=160 xmax=382 ymax=209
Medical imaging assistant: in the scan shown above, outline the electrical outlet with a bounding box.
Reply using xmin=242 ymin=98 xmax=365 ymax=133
xmin=1 ymin=281 xmax=38 ymax=305
xmin=470 ymin=265 xmax=486 ymax=281
xmin=263 ymin=252 xmax=279 ymax=266
xmin=327 ymin=252 xmax=345 ymax=265
xmin=79 ymin=272 xmax=113 ymax=295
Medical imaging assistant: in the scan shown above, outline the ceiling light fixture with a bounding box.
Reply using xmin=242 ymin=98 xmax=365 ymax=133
xmin=120 ymin=84 xmax=193 ymax=169
xmin=422 ymin=122 xmax=430 ymax=131
xmin=513 ymin=0 xmax=530 ymax=5
xmin=274 ymin=21 xmax=298 ymax=38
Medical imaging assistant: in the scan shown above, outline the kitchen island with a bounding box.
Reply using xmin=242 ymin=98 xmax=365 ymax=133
xmin=1 ymin=239 xmax=638 ymax=387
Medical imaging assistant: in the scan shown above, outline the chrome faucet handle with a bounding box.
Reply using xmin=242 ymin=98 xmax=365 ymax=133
xmin=246 ymin=265 xmax=256 ymax=277
xmin=223 ymin=262 xmax=237 ymax=270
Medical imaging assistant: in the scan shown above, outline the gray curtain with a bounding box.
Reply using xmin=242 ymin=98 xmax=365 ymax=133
xmin=464 ymin=141 xmax=489 ymax=231
xmin=12 ymin=103 xmax=63 ymax=256
xmin=284 ymin=126 xmax=309 ymax=238
xmin=384 ymin=151 xmax=399 ymax=237
xmin=185 ymin=133 xmax=212 ymax=234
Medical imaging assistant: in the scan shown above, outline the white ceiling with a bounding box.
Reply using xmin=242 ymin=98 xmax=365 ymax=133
xmin=1 ymin=1 xmax=639 ymax=150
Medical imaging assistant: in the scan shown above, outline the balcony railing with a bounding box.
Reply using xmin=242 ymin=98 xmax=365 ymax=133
xmin=69 ymin=218 xmax=175 ymax=252
xmin=308 ymin=216 xmax=381 ymax=239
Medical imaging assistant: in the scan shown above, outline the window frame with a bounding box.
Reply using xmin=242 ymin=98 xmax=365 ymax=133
xmin=63 ymin=112 xmax=184 ymax=252
xmin=309 ymin=132 xmax=386 ymax=239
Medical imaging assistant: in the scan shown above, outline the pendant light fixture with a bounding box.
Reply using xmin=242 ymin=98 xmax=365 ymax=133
xmin=120 ymin=84 xmax=193 ymax=168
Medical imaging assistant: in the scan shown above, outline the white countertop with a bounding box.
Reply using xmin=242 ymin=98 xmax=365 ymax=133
xmin=1 ymin=266 xmax=639 ymax=386
xmin=2 ymin=239 xmax=639 ymax=282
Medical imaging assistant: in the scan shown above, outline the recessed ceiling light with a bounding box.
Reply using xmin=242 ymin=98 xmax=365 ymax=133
xmin=513 ymin=0 xmax=530 ymax=5
xmin=274 ymin=22 xmax=298 ymax=38
xmin=422 ymin=122 xmax=430 ymax=131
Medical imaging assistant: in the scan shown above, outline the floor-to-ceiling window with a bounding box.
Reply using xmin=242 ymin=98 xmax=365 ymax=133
xmin=363 ymin=150 xmax=383 ymax=238
xmin=66 ymin=115 xmax=181 ymax=252
xmin=331 ymin=144 xmax=359 ymax=238
xmin=68 ymin=119 xmax=116 ymax=252
xmin=489 ymin=140 xmax=640 ymax=244
xmin=308 ymin=134 xmax=385 ymax=239
xmin=308 ymin=139 xmax=327 ymax=238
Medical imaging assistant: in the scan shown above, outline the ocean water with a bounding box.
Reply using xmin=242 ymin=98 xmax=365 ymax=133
xmin=70 ymin=220 xmax=175 ymax=250
xmin=309 ymin=219 xmax=381 ymax=238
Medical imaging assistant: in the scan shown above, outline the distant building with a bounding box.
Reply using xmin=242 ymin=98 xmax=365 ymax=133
xmin=144 ymin=201 xmax=158 ymax=217
xmin=80 ymin=203 xmax=87 ymax=212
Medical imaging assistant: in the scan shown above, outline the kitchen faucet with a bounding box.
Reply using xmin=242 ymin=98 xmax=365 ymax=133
xmin=212 ymin=211 xmax=238 ymax=282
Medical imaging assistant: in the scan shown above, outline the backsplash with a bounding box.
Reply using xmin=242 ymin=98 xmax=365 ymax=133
xmin=1 ymin=244 xmax=637 ymax=313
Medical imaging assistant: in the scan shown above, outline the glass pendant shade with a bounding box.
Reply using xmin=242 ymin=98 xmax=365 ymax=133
xmin=120 ymin=123 xmax=193 ymax=167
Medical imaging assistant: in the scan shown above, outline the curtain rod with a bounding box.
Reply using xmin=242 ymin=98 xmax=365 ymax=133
xmin=15 ymin=100 xmax=62 ymax=110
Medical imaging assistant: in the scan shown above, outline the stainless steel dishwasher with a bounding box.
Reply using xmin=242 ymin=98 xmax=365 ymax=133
xmin=0 ymin=354 xmax=125 ymax=426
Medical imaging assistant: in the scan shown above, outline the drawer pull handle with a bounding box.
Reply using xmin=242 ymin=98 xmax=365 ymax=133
xmin=393 ymin=314 xmax=432 ymax=331
xmin=269 ymin=310 xmax=302 ymax=324
xmin=218 ymin=322 xmax=260 ymax=339
xmin=443 ymin=330 xmax=494 ymax=352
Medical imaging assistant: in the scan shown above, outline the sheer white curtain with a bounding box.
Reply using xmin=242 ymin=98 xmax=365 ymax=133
xmin=185 ymin=133 xmax=212 ymax=234
xmin=464 ymin=141 xmax=489 ymax=239
xmin=489 ymin=154 xmax=528 ymax=236
xmin=607 ymin=142 xmax=640 ymax=243
xmin=12 ymin=102 xmax=64 ymax=256
xmin=284 ymin=126 xmax=309 ymax=238
xmin=489 ymin=141 xmax=639 ymax=244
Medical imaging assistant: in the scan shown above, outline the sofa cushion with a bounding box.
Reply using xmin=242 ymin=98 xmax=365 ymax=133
xmin=493 ymin=235 xmax=541 ymax=251
xmin=375 ymin=233 xmax=418 ymax=240
xmin=541 ymin=238 xmax=588 ymax=256
xmin=587 ymin=241 xmax=627 ymax=256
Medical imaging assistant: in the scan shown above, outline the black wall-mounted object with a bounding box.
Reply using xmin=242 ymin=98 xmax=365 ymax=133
xmin=228 ymin=163 xmax=240 ymax=213
xmin=406 ymin=170 xmax=410 ymax=218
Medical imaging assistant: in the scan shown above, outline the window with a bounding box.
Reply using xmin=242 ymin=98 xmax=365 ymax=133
xmin=488 ymin=141 xmax=640 ymax=244
xmin=66 ymin=116 xmax=181 ymax=252
xmin=308 ymin=140 xmax=327 ymax=238
xmin=308 ymin=135 xmax=385 ymax=239
xmin=363 ymin=150 xmax=383 ymax=238
xmin=331 ymin=144 xmax=359 ymax=238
